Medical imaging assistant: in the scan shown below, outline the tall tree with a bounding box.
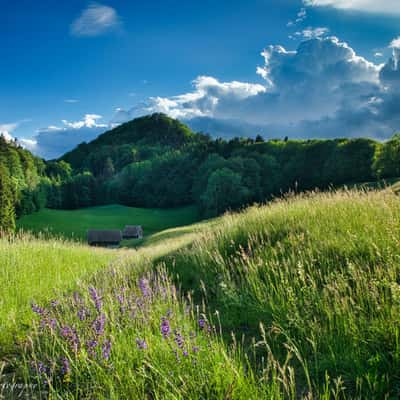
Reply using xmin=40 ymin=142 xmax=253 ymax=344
xmin=0 ymin=163 xmax=16 ymax=233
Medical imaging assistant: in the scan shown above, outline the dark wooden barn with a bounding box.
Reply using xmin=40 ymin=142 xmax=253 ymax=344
xmin=87 ymin=229 xmax=122 ymax=247
xmin=122 ymin=225 xmax=143 ymax=239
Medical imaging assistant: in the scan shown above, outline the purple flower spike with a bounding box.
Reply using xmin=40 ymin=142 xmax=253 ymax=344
xmin=86 ymin=339 xmax=98 ymax=357
xmin=49 ymin=318 xmax=57 ymax=330
xmin=102 ymin=339 xmax=112 ymax=361
xmin=89 ymin=287 xmax=102 ymax=312
xmin=117 ymin=294 xmax=124 ymax=305
xmin=161 ymin=317 xmax=170 ymax=338
xmin=139 ymin=278 xmax=150 ymax=297
xmin=77 ymin=308 xmax=88 ymax=321
xmin=60 ymin=326 xmax=80 ymax=353
xmin=136 ymin=338 xmax=147 ymax=350
xmin=183 ymin=350 xmax=189 ymax=357
xmin=50 ymin=300 xmax=59 ymax=307
xmin=31 ymin=303 xmax=45 ymax=316
xmin=174 ymin=331 xmax=184 ymax=349
xmin=198 ymin=319 xmax=206 ymax=330
xmin=60 ymin=357 xmax=70 ymax=375
xmin=92 ymin=313 xmax=106 ymax=336
xmin=192 ymin=346 xmax=200 ymax=353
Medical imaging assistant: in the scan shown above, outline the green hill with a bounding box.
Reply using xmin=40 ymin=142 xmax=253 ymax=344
xmin=3 ymin=188 xmax=400 ymax=399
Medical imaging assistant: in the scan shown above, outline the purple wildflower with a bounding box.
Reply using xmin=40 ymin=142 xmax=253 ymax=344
xmin=198 ymin=318 xmax=206 ymax=330
xmin=31 ymin=303 xmax=45 ymax=316
xmin=192 ymin=346 xmax=200 ymax=353
xmin=136 ymin=338 xmax=147 ymax=350
xmin=102 ymin=339 xmax=112 ymax=361
xmin=31 ymin=361 xmax=49 ymax=385
xmin=183 ymin=350 xmax=189 ymax=357
xmin=37 ymin=361 xmax=47 ymax=375
xmin=139 ymin=278 xmax=150 ymax=297
xmin=40 ymin=318 xmax=57 ymax=331
xmin=77 ymin=308 xmax=88 ymax=321
xmin=60 ymin=326 xmax=80 ymax=353
xmin=92 ymin=313 xmax=106 ymax=336
xmin=50 ymin=300 xmax=59 ymax=307
xmin=60 ymin=357 xmax=70 ymax=375
xmin=89 ymin=287 xmax=102 ymax=312
xmin=174 ymin=330 xmax=184 ymax=349
xmin=117 ymin=294 xmax=124 ymax=305
xmin=86 ymin=339 xmax=98 ymax=357
xmin=161 ymin=317 xmax=170 ymax=338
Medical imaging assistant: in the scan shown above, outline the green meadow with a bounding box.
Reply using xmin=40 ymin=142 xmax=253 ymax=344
xmin=17 ymin=204 xmax=198 ymax=241
xmin=2 ymin=189 xmax=400 ymax=398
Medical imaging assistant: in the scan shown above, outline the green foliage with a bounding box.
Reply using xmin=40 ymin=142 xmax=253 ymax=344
xmin=0 ymin=163 xmax=16 ymax=232
xmin=373 ymin=133 xmax=400 ymax=178
xmin=2 ymin=114 xmax=399 ymax=223
xmin=0 ymin=136 xmax=49 ymax=224
xmin=55 ymin=115 xmax=385 ymax=217
xmin=200 ymin=167 xmax=250 ymax=217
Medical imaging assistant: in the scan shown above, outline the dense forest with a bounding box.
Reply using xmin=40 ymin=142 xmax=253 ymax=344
xmin=1 ymin=113 xmax=400 ymax=231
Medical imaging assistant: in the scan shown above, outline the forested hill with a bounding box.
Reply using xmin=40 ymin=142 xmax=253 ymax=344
xmin=61 ymin=113 xmax=200 ymax=171
xmin=54 ymin=113 xmax=399 ymax=218
xmin=1 ymin=113 xmax=400 ymax=233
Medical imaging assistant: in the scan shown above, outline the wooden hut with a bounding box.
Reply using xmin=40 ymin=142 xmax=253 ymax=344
xmin=87 ymin=229 xmax=122 ymax=247
xmin=122 ymin=225 xmax=143 ymax=239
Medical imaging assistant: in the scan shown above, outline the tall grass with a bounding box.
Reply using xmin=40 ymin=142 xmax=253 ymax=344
xmin=166 ymin=189 xmax=400 ymax=398
xmin=0 ymin=233 xmax=117 ymax=354
xmin=4 ymin=189 xmax=400 ymax=398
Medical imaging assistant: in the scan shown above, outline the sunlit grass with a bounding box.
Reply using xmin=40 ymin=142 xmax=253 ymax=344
xmin=0 ymin=233 xmax=119 ymax=354
xmin=3 ymin=189 xmax=400 ymax=398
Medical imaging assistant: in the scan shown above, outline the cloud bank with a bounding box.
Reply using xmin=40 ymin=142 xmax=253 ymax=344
xmin=303 ymin=0 xmax=400 ymax=14
xmin=70 ymin=3 xmax=121 ymax=37
xmin=21 ymin=35 xmax=400 ymax=158
xmin=22 ymin=115 xmax=109 ymax=159
xmin=114 ymin=36 xmax=399 ymax=140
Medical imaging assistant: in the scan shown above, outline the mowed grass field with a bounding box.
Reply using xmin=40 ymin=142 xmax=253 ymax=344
xmin=16 ymin=204 xmax=199 ymax=241
xmin=3 ymin=189 xmax=400 ymax=399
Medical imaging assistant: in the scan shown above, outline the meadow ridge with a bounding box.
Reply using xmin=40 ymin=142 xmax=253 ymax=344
xmin=1 ymin=189 xmax=400 ymax=398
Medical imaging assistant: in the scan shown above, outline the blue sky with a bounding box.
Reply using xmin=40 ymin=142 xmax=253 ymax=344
xmin=2 ymin=0 xmax=400 ymax=158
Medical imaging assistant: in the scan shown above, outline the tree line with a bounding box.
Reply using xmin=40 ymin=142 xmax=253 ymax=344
xmin=1 ymin=114 xmax=400 ymax=232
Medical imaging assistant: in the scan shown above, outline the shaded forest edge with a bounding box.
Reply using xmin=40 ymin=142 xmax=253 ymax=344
xmin=1 ymin=113 xmax=400 ymax=231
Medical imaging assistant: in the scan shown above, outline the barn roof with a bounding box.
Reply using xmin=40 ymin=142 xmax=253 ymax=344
xmin=87 ymin=229 xmax=122 ymax=244
xmin=122 ymin=225 xmax=143 ymax=235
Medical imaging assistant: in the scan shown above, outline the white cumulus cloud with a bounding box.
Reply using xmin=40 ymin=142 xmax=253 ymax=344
xmin=293 ymin=27 xmax=330 ymax=39
xmin=70 ymin=3 xmax=121 ymax=37
xmin=21 ymin=115 xmax=109 ymax=159
xmin=114 ymin=36 xmax=400 ymax=141
xmin=303 ymin=0 xmax=400 ymax=14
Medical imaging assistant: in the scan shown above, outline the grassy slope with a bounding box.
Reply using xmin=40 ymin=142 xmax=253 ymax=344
xmin=3 ymin=189 xmax=400 ymax=398
xmin=0 ymin=234 xmax=122 ymax=355
xmin=164 ymin=189 xmax=400 ymax=397
xmin=16 ymin=204 xmax=198 ymax=241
